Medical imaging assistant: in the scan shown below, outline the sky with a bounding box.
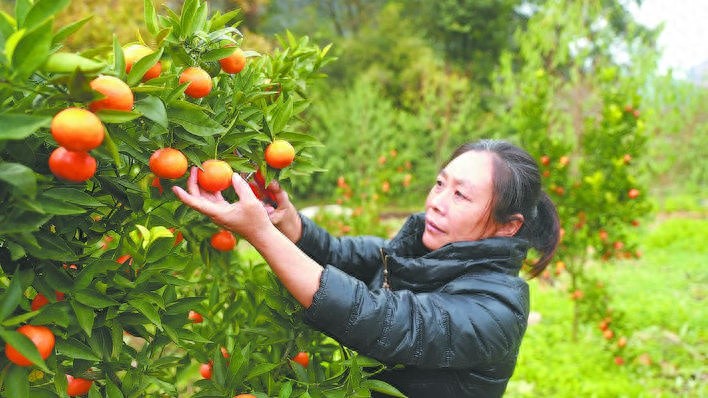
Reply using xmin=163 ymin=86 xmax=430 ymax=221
xmin=629 ymin=0 xmax=708 ymax=76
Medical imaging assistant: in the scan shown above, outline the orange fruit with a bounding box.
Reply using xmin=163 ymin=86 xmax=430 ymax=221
xmin=124 ymin=44 xmax=162 ymax=81
xmin=188 ymin=310 xmax=203 ymax=323
xmin=66 ymin=375 xmax=93 ymax=397
xmin=88 ymin=75 xmax=134 ymax=112
xmin=234 ymin=395 xmax=257 ymax=398
xmin=200 ymin=362 xmax=213 ymax=379
xmin=49 ymin=147 xmax=97 ymax=182
xmin=292 ymin=351 xmax=309 ymax=368
xmin=197 ymin=159 xmax=233 ymax=192
xmin=50 ymin=107 xmax=105 ymax=152
xmin=149 ymin=148 xmax=188 ymax=179
xmin=628 ymin=188 xmax=640 ymax=199
xmin=179 ymin=67 xmax=213 ymax=98
xmin=4 ymin=325 xmax=56 ymax=366
xmin=264 ymin=140 xmax=295 ymax=169
xmin=31 ymin=291 xmax=65 ymax=311
xmin=219 ymin=47 xmax=247 ymax=74
xmin=210 ymin=229 xmax=237 ymax=252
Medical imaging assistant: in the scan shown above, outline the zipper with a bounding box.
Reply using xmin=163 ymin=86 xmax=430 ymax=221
xmin=380 ymin=247 xmax=390 ymax=290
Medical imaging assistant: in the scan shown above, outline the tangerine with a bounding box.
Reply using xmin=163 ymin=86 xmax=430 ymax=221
xmin=4 ymin=324 xmax=55 ymax=366
xmin=265 ymin=140 xmax=295 ymax=169
xmin=50 ymin=108 xmax=105 ymax=152
xmin=219 ymin=47 xmax=247 ymax=74
xmin=49 ymin=147 xmax=97 ymax=182
xmin=149 ymin=148 xmax=188 ymax=179
xmin=88 ymin=75 xmax=134 ymax=112
xmin=179 ymin=67 xmax=213 ymax=98
xmin=210 ymin=229 xmax=237 ymax=252
xmin=66 ymin=375 xmax=93 ymax=397
xmin=197 ymin=159 xmax=233 ymax=192
xmin=124 ymin=44 xmax=162 ymax=81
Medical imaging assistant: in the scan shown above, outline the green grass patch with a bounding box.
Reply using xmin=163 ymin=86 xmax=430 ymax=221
xmin=508 ymin=217 xmax=707 ymax=397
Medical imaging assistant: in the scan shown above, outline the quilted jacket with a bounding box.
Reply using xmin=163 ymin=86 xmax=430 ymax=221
xmin=297 ymin=213 xmax=531 ymax=397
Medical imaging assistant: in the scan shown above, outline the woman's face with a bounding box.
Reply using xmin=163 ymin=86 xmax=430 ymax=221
xmin=422 ymin=151 xmax=499 ymax=250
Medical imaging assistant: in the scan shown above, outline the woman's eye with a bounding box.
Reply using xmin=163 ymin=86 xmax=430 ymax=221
xmin=455 ymin=191 xmax=470 ymax=201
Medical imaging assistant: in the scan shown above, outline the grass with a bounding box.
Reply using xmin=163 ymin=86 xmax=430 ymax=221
xmin=507 ymin=216 xmax=707 ymax=397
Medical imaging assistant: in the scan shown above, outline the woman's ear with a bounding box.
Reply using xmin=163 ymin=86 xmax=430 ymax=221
xmin=495 ymin=214 xmax=524 ymax=237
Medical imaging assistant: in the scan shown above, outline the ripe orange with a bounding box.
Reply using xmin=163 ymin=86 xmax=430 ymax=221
xmin=197 ymin=159 xmax=233 ymax=192
xmin=49 ymin=147 xmax=97 ymax=182
xmin=66 ymin=375 xmax=93 ymax=396
xmin=200 ymin=362 xmax=213 ymax=379
xmin=179 ymin=67 xmax=213 ymax=98
xmin=628 ymin=188 xmax=640 ymax=199
xmin=124 ymin=44 xmax=162 ymax=81
xmin=292 ymin=351 xmax=309 ymax=368
xmin=4 ymin=324 xmax=55 ymax=366
xmin=210 ymin=229 xmax=237 ymax=252
xmin=234 ymin=395 xmax=256 ymax=398
xmin=88 ymin=75 xmax=134 ymax=112
xmin=149 ymin=148 xmax=188 ymax=179
xmin=219 ymin=47 xmax=247 ymax=74
xmin=188 ymin=310 xmax=203 ymax=323
xmin=264 ymin=140 xmax=295 ymax=169
xmin=31 ymin=291 xmax=65 ymax=311
xmin=50 ymin=108 xmax=105 ymax=152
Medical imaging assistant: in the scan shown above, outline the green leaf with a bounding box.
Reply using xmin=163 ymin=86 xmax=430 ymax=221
xmin=41 ymin=51 xmax=105 ymax=73
xmin=42 ymin=187 xmax=103 ymax=207
xmin=278 ymin=381 xmax=293 ymax=398
xmin=35 ymin=194 xmax=86 ymax=215
xmin=4 ymin=365 xmax=30 ymax=398
xmin=73 ymin=288 xmax=120 ymax=309
xmin=113 ymin=34 xmax=126 ymax=79
xmin=167 ymin=101 xmax=224 ymax=136
xmin=0 ymin=267 xmax=24 ymax=320
xmin=71 ymin=300 xmax=95 ymax=336
xmin=56 ymin=337 xmax=101 ymax=361
xmin=0 ymin=162 xmax=36 ymax=197
xmin=179 ymin=0 xmax=199 ymax=38
xmin=25 ymin=233 xmax=78 ymax=261
xmin=52 ymin=15 xmax=92 ymax=45
xmin=361 ymin=380 xmax=407 ymax=398
xmin=96 ymin=109 xmax=142 ymax=124
xmin=245 ymin=362 xmax=281 ymax=380
xmin=269 ymin=97 xmax=294 ymax=136
xmin=0 ymin=113 xmax=51 ymax=140
xmin=201 ymin=46 xmax=237 ymax=62
xmin=127 ymin=47 xmax=163 ymax=86
xmin=144 ymin=0 xmax=159 ymax=35
xmin=0 ymin=329 xmax=49 ymax=371
xmin=11 ymin=18 xmax=53 ymax=78
xmin=23 ymin=0 xmax=69 ymax=29
xmin=105 ymin=378 xmax=124 ymax=398
xmin=14 ymin=0 xmax=32 ymax=27
xmin=128 ymin=297 xmax=162 ymax=327
xmin=135 ymin=96 xmax=168 ymax=128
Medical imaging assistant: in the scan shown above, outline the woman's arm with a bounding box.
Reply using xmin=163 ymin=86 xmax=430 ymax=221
xmin=172 ymin=168 xmax=322 ymax=307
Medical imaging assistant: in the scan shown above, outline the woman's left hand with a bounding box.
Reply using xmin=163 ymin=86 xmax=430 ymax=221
xmin=172 ymin=167 xmax=272 ymax=242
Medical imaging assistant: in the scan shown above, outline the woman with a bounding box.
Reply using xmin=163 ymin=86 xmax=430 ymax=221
xmin=173 ymin=139 xmax=560 ymax=397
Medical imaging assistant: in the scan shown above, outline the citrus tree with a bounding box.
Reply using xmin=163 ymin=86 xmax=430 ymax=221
xmin=0 ymin=0 xmax=403 ymax=397
xmin=493 ymin=0 xmax=654 ymax=361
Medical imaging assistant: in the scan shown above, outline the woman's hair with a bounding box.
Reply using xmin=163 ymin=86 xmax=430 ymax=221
xmin=446 ymin=139 xmax=561 ymax=278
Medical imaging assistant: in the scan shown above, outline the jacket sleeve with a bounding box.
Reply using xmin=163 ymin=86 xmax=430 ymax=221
xmin=305 ymin=266 xmax=529 ymax=369
xmin=295 ymin=214 xmax=385 ymax=283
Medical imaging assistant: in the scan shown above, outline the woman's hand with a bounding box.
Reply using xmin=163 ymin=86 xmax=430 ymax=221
xmin=262 ymin=180 xmax=303 ymax=243
xmin=172 ymin=167 xmax=272 ymax=243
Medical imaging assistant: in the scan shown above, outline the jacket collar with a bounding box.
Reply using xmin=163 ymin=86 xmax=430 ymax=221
xmin=383 ymin=213 xmax=529 ymax=290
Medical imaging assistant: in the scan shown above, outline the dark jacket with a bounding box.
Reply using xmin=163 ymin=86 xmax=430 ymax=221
xmin=297 ymin=213 xmax=531 ymax=398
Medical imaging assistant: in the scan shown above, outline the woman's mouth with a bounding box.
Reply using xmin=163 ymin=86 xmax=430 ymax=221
xmin=425 ymin=219 xmax=445 ymax=234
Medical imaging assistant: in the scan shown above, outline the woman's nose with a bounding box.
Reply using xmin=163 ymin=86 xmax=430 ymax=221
xmin=428 ymin=189 xmax=448 ymax=213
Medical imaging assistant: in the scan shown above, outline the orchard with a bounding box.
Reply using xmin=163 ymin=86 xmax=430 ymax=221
xmin=0 ymin=0 xmax=403 ymax=397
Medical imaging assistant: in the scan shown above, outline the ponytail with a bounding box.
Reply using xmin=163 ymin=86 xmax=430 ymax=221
xmin=521 ymin=191 xmax=560 ymax=278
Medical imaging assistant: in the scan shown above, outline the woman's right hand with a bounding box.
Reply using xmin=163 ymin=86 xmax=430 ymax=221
xmin=263 ymin=180 xmax=302 ymax=243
